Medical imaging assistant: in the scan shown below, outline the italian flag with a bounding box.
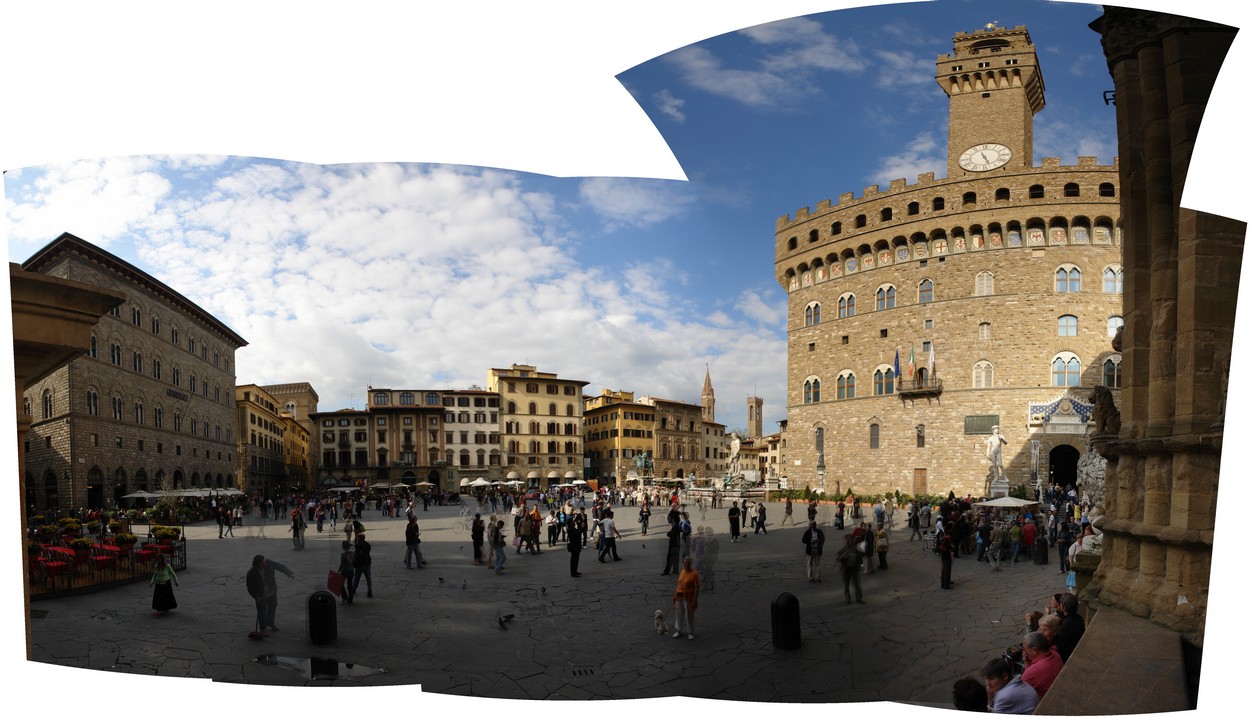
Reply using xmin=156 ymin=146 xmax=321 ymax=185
xmin=908 ymin=346 xmax=916 ymax=377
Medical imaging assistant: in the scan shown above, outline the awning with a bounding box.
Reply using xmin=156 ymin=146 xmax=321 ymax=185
xmin=973 ymin=496 xmax=1039 ymax=508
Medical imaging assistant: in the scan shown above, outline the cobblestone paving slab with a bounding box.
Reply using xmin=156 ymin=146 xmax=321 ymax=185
xmin=29 ymin=502 xmax=1066 ymax=703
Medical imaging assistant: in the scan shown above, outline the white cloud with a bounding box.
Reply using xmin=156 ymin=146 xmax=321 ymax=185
xmin=868 ymin=131 xmax=945 ymax=186
xmin=654 ymin=89 xmax=687 ymax=123
xmin=577 ymin=176 xmax=695 ymax=229
xmin=2 ymin=157 xmax=172 ymax=254
xmin=6 ymin=157 xmax=786 ymax=423
xmin=665 ymin=17 xmax=865 ymax=108
xmin=736 ymin=287 xmax=786 ymax=327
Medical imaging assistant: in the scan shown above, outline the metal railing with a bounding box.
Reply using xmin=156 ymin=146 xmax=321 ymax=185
xmin=26 ymin=522 xmax=188 ymax=600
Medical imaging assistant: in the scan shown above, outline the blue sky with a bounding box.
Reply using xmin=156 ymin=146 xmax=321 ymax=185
xmin=2 ymin=1 xmax=1247 ymax=713
xmin=2 ymin=0 xmax=1129 ymax=436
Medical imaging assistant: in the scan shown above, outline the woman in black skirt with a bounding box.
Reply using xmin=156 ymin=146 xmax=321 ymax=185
xmin=150 ymin=554 xmax=180 ymax=615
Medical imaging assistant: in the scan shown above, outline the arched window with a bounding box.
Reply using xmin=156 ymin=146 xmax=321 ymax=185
xmin=907 ymin=201 xmax=920 ymax=216
xmin=87 ymin=390 xmax=99 ymax=416
xmin=805 ymin=302 xmax=821 ymax=326
xmin=932 ymin=197 xmax=945 ymax=211
xmin=918 ymin=279 xmax=934 ymax=304
xmin=837 ymin=371 xmax=856 ymax=400
xmin=808 ymin=229 xmax=819 ymax=243
xmin=42 ymin=390 xmax=52 ymax=419
xmin=1029 ymin=184 xmax=1045 ymax=199
xmin=873 ymin=368 xmax=896 ymax=396
xmin=880 ymin=207 xmax=893 ymax=222
xmin=787 ymin=237 xmax=797 ymax=250
xmin=962 ymin=191 xmax=977 ymax=206
xmin=1099 ymin=182 xmax=1116 ymax=197
xmin=831 ymin=221 xmax=842 ymax=235
xmin=548 ymin=402 xmax=557 ymax=415
xmin=979 ymin=322 xmax=991 ymax=340
xmin=1103 ymin=355 xmax=1123 ymax=388
xmin=528 ymin=402 xmax=537 ymax=414
xmin=869 ymin=423 xmax=880 ymax=449
xmin=995 ymin=187 xmax=1010 ymax=201
xmin=975 ymin=271 xmax=994 ymax=296
xmin=973 ymin=360 xmax=994 ymax=388
xmin=507 ymin=401 xmax=516 ymax=414
xmin=1103 ymin=265 xmax=1123 ymax=293
xmin=1052 ymin=353 xmax=1082 ymax=387
xmin=916 ymin=424 xmax=926 ymax=448
xmin=803 ymin=378 xmax=821 ymax=404
xmin=1056 ymin=266 xmax=1082 ymax=293
xmin=839 ymin=294 xmax=856 ymax=318
xmin=876 ymin=285 xmax=896 ymax=310
xmin=1064 ymin=182 xmax=1080 ymax=197
xmin=855 ymin=214 xmax=867 ymax=228
xmin=1107 ymin=315 xmax=1124 ymax=338
xmin=1058 ymin=314 xmax=1078 ymax=336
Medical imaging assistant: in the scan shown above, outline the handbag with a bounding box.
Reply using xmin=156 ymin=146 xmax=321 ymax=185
xmin=1065 ymin=570 xmax=1077 ymax=590
xmin=327 ymin=570 xmax=345 ymax=596
xmin=856 ymin=540 xmax=868 ymax=554
xmin=512 ymin=535 xmax=521 ymax=548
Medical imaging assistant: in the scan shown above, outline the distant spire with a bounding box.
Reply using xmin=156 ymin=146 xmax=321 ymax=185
xmin=701 ymin=365 xmax=715 ymax=423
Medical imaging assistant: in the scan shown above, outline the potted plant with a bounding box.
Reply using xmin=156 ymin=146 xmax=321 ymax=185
xmin=58 ymin=517 xmax=83 ymax=536
xmin=151 ymin=525 xmax=180 ymax=544
xmin=107 ymin=519 xmax=121 ymax=535
xmin=115 ymin=531 xmax=138 ymax=548
xmin=36 ymin=524 xmax=58 ymax=541
xmin=85 ymin=520 xmax=102 ymax=535
xmin=69 ymin=537 xmax=95 ymax=561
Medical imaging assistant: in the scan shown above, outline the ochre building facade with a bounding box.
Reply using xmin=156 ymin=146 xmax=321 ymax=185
xmin=776 ymin=24 xmax=1123 ymax=499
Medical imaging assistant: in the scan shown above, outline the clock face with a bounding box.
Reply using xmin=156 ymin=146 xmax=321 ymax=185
xmin=959 ymin=143 xmax=1012 ymax=171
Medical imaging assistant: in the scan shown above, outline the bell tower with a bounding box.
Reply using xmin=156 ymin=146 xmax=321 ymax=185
xmin=937 ymin=23 xmax=1045 ymax=177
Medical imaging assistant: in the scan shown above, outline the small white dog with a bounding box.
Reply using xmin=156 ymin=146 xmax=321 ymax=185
xmin=654 ymin=610 xmax=671 ymax=634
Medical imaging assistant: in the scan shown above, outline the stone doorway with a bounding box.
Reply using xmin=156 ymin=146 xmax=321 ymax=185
xmin=913 ymin=468 xmax=927 ymax=496
xmin=1049 ymin=444 xmax=1080 ymax=490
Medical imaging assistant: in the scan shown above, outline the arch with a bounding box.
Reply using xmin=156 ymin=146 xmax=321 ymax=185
xmin=805 ymin=301 xmax=821 ymax=326
xmin=918 ymin=278 xmax=934 ymax=304
xmin=803 ymin=376 xmax=821 ymax=404
xmin=1058 ymin=314 xmax=1078 ymax=336
xmin=876 ymin=284 xmax=897 ymax=310
xmin=1049 ymin=444 xmax=1081 ymax=490
xmin=880 ymin=207 xmax=893 ymax=222
xmin=1102 ymin=354 xmax=1123 ymax=388
xmin=1029 ymin=184 xmax=1045 ymax=199
xmin=838 ymin=293 xmax=856 ymax=318
xmin=973 ymin=360 xmax=994 ymax=388
xmin=995 ymin=187 xmax=1010 ymax=201
xmin=975 ymin=271 xmax=994 ymax=296
xmin=1051 ymin=352 xmax=1082 ymax=387
xmin=907 ymin=201 xmax=920 ymax=216
xmin=1099 ymin=182 xmax=1116 ymax=197
xmin=836 ymin=371 xmax=856 ymax=399
xmin=808 ymin=229 xmax=819 ymax=243
xmin=932 ymin=196 xmax=945 ymax=211
xmin=1055 ymin=264 xmax=1082 ymax=293
xmin=873 ymin=366 xmax=896 ymax=396
xmin=1064 ymin=182 xmax=1081 ymax=197
xmin=962 ymin=191 xmax=977 ymax=207
xmin=1103 ymin=264 xmax=1124 ymax=293
xmin=855 ymin=214 xmax=867 ymax=228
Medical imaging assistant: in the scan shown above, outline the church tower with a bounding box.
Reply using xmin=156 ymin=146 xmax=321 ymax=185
xmin=747 ymin=395 xmax=763 ymax=439
xmin=938 ymin=23 xmax=1045 ymax=177
xmin=701 ymin=366 xmax=715 ymax=423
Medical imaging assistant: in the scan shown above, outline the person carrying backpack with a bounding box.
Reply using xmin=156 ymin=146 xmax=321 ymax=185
xmin=835 ymin=534 xmax=864 ymax=604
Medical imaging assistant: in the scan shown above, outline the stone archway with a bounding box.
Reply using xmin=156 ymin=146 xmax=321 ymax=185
xmin=1048 ymin=444 xmax=1080 ymax=491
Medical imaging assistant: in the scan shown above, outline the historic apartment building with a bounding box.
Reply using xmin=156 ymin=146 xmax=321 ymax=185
xmin=438 ymin=388 xmax=503 ymax=484
xmin=236 ymin=384 xmax=287 ymax=497
xmin=488 ymin=364 xmax=588 ymax=486
xmin=776 ymin=24 xmax=1122 ymax=499
xmin=584 ymin=390 xmax=657 ymax=483
xmin=21 ymin=233 xmax=248 ymax=511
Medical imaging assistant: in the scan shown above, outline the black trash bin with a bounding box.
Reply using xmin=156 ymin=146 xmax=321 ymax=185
xmin=308 ymin=590 xmax=337 ymax=645
xmin=771 ymin=592 xmax=801 ymax=650
xmin=1033 ymin=534 xmax=1048 ymax=565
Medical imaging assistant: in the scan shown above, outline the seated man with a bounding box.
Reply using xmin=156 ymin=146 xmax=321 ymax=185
xmin=982 ymin=656 xmax=1039 ymax=714
xmin=1052 ymin=593 xmax=1086 ymax=662
xmin=1020 ymin=631 xmax=1063 ymax=699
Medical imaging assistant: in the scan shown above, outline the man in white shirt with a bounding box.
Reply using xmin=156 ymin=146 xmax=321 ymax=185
xmin=597 ymin=509 xmax=622 ymax=562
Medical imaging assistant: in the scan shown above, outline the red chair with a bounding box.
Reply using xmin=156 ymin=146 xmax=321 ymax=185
xmin=90 ymin=544 xmax=118 ymax=578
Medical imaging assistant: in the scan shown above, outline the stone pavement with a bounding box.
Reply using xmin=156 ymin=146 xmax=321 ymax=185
xmin=27 ymin=501 xmax=1066 ymax=703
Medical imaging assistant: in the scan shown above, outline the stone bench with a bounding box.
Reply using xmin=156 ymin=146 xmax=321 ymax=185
xmin=1035 ymin=606 xmax=1194 ymax=715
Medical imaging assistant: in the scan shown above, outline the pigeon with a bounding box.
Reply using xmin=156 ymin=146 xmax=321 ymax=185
xmin=498 ymin=617 xmax=508 ymax=630
xmin=462 ymin=580 xmax=467 ymax=589
xmin=438 ymin=577 xmax=444 ymax=583
xmin=541 ymin=586 xmax=546 ymax=595
xmin=501 ymin=613 xmax=515 ymax=622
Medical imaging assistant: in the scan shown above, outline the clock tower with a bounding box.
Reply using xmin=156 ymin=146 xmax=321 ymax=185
xmin=938 ymin=23 xmax=1045 ymax=177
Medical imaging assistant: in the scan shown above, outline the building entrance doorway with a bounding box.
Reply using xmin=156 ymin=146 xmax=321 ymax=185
xmin=1048 ymin=444 xmax=1080 ymax=492
xmin=913 ymin=468 xmax=928 ymax=496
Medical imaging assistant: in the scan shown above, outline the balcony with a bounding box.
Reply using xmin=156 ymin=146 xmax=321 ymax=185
xmin=898 ymin=376 xmax=943 ymax=399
